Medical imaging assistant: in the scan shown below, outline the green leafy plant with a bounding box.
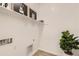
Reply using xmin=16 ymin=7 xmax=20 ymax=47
xmin=60 ymin=30 xmax=79 ymax=55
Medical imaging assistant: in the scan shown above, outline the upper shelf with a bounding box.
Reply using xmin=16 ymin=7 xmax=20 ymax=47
xmin=0 ymin=6 xmax=44 ymax=26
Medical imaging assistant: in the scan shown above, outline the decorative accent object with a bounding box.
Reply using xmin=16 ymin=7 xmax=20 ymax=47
xmin=60 ymin=30 xmax=79 ymax=55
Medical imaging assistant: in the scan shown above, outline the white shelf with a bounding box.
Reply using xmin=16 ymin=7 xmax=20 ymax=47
xmin=0 ymin=7 xmax=44 ymax=25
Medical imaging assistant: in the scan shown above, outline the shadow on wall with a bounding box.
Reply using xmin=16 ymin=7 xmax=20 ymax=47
xmin=26 ymin=44 xmax=33 ymax=56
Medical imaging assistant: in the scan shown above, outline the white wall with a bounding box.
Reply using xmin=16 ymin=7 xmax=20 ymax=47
xmin=38 ymin=3 xmax=79 ymax=56
xmin=24 ymin=3 xmax=44 ymax=53
xmin=0 ymin=7 xmax=43 ymax=56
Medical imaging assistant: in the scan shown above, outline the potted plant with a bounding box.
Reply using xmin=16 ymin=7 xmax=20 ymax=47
xmin=60 ymin=30 xmax=79 ymax=55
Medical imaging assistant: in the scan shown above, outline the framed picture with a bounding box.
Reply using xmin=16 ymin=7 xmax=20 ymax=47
xmin=13 ymin=3 xmax=23 ymax=14
xmin=22 ymin=3 xmax=28 ymax=16
xmin=13 ymin=3 xmax=28 ymax=16
xmin=29 ymin=8 xmax=37 ymax=20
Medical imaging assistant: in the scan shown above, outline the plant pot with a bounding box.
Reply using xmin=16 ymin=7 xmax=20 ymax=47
xmin=64 ymin=50 xmax=73 ymax=55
